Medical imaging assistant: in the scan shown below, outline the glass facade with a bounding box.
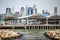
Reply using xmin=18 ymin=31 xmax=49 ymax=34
xmin=27 ymin=7 xmax=33 ymax=15
xmin=54 ymin=7 xmax=57 ymax=15
xmin=35 ymin=8 xmax=37 ymax=13
xmin=6 ymin=8 xmax=11 ymax=16
xmin=42 ymin=13 xmax=49 ymax=17
xmin=15 ymin=12 xmax=20 ymax=18
xmin=20 ymin=7 xmax=25 ymax=16
xmin=42 ymin=10 xmax=50 ymax=17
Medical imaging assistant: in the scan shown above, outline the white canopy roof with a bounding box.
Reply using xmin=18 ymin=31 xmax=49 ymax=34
xmin=18 ymin=13 xmax=46 ymax=19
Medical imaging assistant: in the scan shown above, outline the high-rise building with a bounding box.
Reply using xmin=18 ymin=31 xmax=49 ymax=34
xmin=26 ymin=5 xmax=28 ymax=15
xmin=14 ymin=12 xmax=20 ymax=17
xmin=35 ymin=8 xmax=37 ymax=13
xmin=42 ymin=10 xmax=50 ymax=17
xmin=27 ymin=7 xmax=33 ymax=15
xmin=21 ymin=5 xmax=37 ymax=15
xmin=12 ymin=7 xmax=14 ymax=14
xmin=0 ymin=14 xmax=3 ymax=23
xmin=33 ymin=5 xmax=37 ymax=14
xmin=54 ymin=7 xmax=57 ymax=15
xmin=6 ymin=8 xmax=11 ymax=16
xmin=42 ymin=10 xmax=44 ymax=13
xmin=33 ymin=5 xmax=36 ymax=8
xmin=20 ymin=7 xmax=25 ymax=16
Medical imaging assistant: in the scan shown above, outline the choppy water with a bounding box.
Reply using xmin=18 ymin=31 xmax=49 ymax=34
xmin=8 ymin=29 xmax=54 ymax=40
xmin=0 ymin=29 xmax=56 ymax=40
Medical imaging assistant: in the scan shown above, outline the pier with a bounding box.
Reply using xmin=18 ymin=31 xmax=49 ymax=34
xmin=0 ymin=24 xmax=60 ymax=29
xmin=0 ymin=13 xmax=60 ymax=29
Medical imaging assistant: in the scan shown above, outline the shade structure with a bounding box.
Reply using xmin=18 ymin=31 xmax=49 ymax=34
xmin=18 ymin=13 xmax=46 ymax=19
xmin=4 ymin=16 xmax=17 ymax=20
xmin=28 ymin=13 xmax=46 ymax=19
xmin=49 ymin=15 xmax=60 ymax=19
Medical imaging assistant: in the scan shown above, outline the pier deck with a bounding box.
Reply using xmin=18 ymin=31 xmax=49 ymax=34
xmin=0 ymin=24 xmax=60 ymax=29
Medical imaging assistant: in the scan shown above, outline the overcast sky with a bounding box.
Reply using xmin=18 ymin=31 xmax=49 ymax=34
xmin=0 ymin=0 xmax=60 ymax=15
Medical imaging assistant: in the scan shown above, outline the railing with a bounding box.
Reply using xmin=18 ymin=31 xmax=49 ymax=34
xmin=0 ymin=24 xmax=60 ymax=29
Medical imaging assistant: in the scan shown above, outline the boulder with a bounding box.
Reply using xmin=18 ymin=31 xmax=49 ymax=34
xmin=44 ymin=30 xmax=60 ymax=40
xmin=0 ymin=29 xmax=23 ymax=40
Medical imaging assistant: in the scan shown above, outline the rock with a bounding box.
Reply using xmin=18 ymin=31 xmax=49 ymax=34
xmin=0 ymin=29 xmax=23 ymax=40
xmin=44 ymin=30 xmax=60 ymax=40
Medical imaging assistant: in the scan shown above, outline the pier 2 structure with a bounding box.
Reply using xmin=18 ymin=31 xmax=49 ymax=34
xmin=0 ymin=7 xmax=60 ymax=29
xmin=18 ymin=13 xmax=60 ymax=29
xmin=0 ymin=13 xmax=60 ymax=29
xmin=18 ymin=13 xmax=46 ymax=29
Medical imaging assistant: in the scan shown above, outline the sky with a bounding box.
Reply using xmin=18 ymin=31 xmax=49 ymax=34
xmin=0 ymin=0 xmax=60 ymax=15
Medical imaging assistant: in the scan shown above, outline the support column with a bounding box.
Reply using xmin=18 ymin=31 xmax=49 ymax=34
xmin=34 ymin=26 xmax=35 ymax=29
xmin=36 ymin=26 xmax=37 ymax=29
xmin=17 ymin=18 xmax=19 ymax=24
xmin=12 ymin=26 xmax=14 ymax=30
xmin=46 ymin=18 xmax=48 ymax=29
xmin=25 ymin=26 xmax=27 ymax=29
xmin=29 ymin=26 xmax=30 ymax=29
xmin=27 ymin=18 xmax=28 ymax=25
xmin=25 ymin=26 xmax=27 ymax=31
xmin=38 ymin=26 xmax=39 ymax=29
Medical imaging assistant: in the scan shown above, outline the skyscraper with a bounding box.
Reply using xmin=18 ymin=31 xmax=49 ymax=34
xmin=42 ymin=10 xmax=50 ymax=17
xmin=20 ymin=7 xmax=25 ymax=16
xmin=14 ymin=12 xmax=20 ymax=17
xmin=54 ymin=7 xmax=57 ymax=15
xmin=26 ymin=5 xmax=28 ymax=15
xmin=27 ymin=7 xmax=33 ymax=15
xmin=6 ymin=8 xmax=11 ymax=16
xmin=33 ymin=5 xmax=37 ymax=14
xmin=35 ymin=8 xmax=37 ymax=13
xmin=12 ymin=7 xmax=14 ymax=14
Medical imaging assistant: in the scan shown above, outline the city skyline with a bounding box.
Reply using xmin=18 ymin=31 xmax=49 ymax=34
xmin=0 ymin=0 xmax=60 ymax=15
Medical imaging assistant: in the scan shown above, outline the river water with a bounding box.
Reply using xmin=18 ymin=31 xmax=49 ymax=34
xmin=8 ymin=29 xmax=54 ymax=40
